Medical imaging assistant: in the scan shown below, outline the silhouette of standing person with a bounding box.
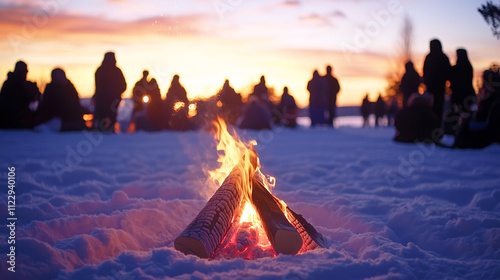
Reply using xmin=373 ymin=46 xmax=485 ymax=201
xmin=399 ymin=61 xmax=421 ymax=108
xmin=132 ymin=70 xmax=149 ymax=115
xmin=35 ymin=68 xmax=86 ymax=131
xmin=93 ymin=52 xmax=127 ymax=132
xmin=423 ymin=39 xmax=451 ymax=127
xmin=374 ymin=94 xmax=387 ymax=127
xmin=164 ymin=74 xmax=190 ymax=130
xmin=0 ymin=61 xmax=41 ymax=129
xmin=477 ymin=63 xmax=500 ymax=121
xmin=324 ymin=65 xmax=341 ymax=127
xmin=307 ymin=70 xmax=328 ymax=127
xmin=450 ymin=49 xmax=477 ymax=115
xmin=361 ymin=94 xmax=371 ymax=127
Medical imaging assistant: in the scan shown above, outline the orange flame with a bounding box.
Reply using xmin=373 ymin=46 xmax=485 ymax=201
xmin=207 ymin=117 xmax=288 ymax=259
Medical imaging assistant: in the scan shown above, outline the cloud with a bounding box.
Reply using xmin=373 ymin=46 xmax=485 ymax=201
xmin=299 ymin=13 xmax=331 ymax=26
xmin=0 ymin=3 xmax=213 ymax=46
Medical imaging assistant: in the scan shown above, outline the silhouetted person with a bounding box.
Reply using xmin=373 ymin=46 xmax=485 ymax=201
xmin=399 ymin=61 xmax=421 ymax=108
xmin=136 ymin=78 xmax=165 ymax=131
xmin=307 ymin=70 xmax=328 ymax=127
xmin=216 ymin=79 xmax=243 ymax=125
xmin=0 ymin=61 xmax=41 ymax=129
xmin=132 ymin=70 xmax=149 ymax=115
xmin=251 ymin=75 xmax=269 ymax=101
xmin=164 ymin=74 xmax=190 ymax=130
xmin=454 ymin=101 xmax=500 ymax=149
xmin=34 ymin=68 xmax=86 ymax=131
xmin=274 ymin=86 xmax=298 ymax=128
xmin=394 ymin=93 xmax=440 ymax=143
xmin=445 ymin=49 xmax=477 ymax=134
xmin=477 ymin=64 xmax=500 ymax=121
xmin=360 ymin=94 xmax=372 ymax=127
xmin=374 ymin=94 xmax=387 ymax=127
xmin=423 ymin=39 xmax=451 ymax=127
xmin=324 ymin=65 xmax=341 ymax=127
xmin=237 ymin=96 xmax=272 ymax=130
xmin=93 ymin=52 xmax=127 ymax=132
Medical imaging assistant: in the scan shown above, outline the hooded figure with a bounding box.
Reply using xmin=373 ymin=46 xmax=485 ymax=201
xmin=35 ymin=68 xmax=86 ymax=131
xmin=164 ymin=75 xmax=190 ymax=130
xmin=93 ymin=52 xmax=127 ymax=132
xmin=399 ymin=61 xmax=421 ymax=108
xmin=0 ymin=61 xmax=40 ymax=129
xmin=423 ymin=39 xmax=451 ymax=126
xmin=450 ymin=49 xmax=477 ymax=112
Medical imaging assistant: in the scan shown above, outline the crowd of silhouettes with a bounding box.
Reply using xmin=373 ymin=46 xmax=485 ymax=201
xmin=1 ymin=46 xmax=498 ymax=147
xmin=392 ymin=38 xmax=500 ymax=149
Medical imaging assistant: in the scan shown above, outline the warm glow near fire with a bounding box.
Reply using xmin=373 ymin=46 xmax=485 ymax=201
xmin=188 ymin=103 xmax=197 ymax=118
xmin=142 ymin=95 xmax=150 ymax=103
xmin=207 ymin=117 xmax=290 ymax=259
xmin=173 ymin=101 xmax=185 ymax=112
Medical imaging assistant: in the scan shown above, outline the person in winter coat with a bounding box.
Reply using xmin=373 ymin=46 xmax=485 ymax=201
xmin=274 ymin=86 xmax=298 ymax=128
xmin=93 ymin=52 xmax=127 ymax=132
xmin=324 ymin=65 xmax=341 ymax=127
xmin=361 ymin=94 xmax=372 ymax=127
xmin=0 ymin=61 xmax=40 ymax=129
xmin=164 ymin=74 xmax=190 ymax=130
xmin=237 ymin=96 xmax=272 ymax=130
xmin=35 ymin=68 xmax=86 ymax=131
xmin=399 ymin=61 xmax=421 ymax=108
xmin=307 ymin=70 xmax=328 ymax=127
xmin=394 ymin=93 xmax=440 ymax=143
xmin=216 ymin=79 xmax=243 ymax=125
xmin=423 ymin=39 xmax=451 ymax=127
xmin=450 ymin=49 xmax=477 ymax=113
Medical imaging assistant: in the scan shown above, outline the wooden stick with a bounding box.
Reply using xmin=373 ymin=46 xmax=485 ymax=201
xmin=251 ymin=179 xmax=303 ymax=255
xmin=174 ymin=151 xmax=258 ymax=258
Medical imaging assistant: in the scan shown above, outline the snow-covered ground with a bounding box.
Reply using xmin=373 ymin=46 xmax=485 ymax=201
xmin=1 ymin=122 xmax=499 ymax=279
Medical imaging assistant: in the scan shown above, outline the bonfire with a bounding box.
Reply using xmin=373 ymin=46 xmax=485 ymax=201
xmin=174 ymin=117 xmax=325 ymax=259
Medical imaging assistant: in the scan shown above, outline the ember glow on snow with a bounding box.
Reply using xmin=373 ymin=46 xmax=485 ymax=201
xmin=0 ymin=0 xmax=498 ymax=106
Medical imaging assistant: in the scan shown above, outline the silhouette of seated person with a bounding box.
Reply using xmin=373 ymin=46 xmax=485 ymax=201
xmin=360 ymin=94 xmax=372 ymax=127
xmin=274 ymin=86 xmax=298 ymax=128
xmin=34 ymin=68 xmax=86 ymax=131
xmin=477 ymin=64 xmax=500 ymax=122
xmin=135 ymin=78 xmax=165 ymax=131
xmin=237 ymin=96 xmax=272 ymax=130
xmin=164 ymin=74 xmax=191 ymax=130
xmin=454 ymin=101 xmax=500 ymax=149
xmin=0 ymin=61 xmax=41 ymax=129
xmin=132 ymin=70 xmax=149 ymax=115
xmin=250 ymin=75 xmax=269 ymax=101
xmin=394 ymin=92 xmax=440 ymax=143
xmin=399 ymin=61 xmax=421 ymax=108
xmin=216 ymin=79 xmax=243 ymax=125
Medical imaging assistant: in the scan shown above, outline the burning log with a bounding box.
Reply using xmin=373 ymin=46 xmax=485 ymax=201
xmin=174 ymin=151 xmax=258 ymax=258
xmin=251 ymin=178 xmax=303 ymax=255
xmin=252 ymin=179 xmax=326 ymax=252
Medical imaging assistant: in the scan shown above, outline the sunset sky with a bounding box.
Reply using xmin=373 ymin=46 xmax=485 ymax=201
xmin=0 ymin=0 xmax=498 ymax=107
